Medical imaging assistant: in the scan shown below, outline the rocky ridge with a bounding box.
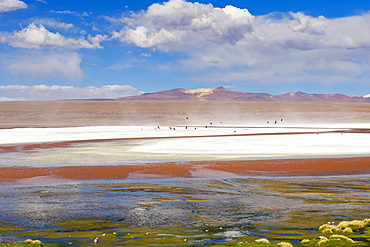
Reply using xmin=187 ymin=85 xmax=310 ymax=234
xmin=116 ymin=87 xmax=370 ymax=102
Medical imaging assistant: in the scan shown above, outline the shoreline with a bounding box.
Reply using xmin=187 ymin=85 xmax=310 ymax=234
xmin=2 ymin=156 xmax=370 ymax=184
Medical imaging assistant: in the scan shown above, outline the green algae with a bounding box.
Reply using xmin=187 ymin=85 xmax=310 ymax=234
xmin=94 ymin=182 xmax=194 ymax=195
xmin=58 ymin=218 xmax=128 ymax=231
xmin=0 ymin=244 xmax=41 ymax=247
xmin=16 ymin=218 xmax=127 ymax=244
xmin=0 ymin=228 xmax=26 ymax=234
xmin=1 ymin=177 xmax=370 ymax=246
xmin=0 ymin=239 xmax=50 ymax=247
xmin=3 ymin=218 xmax=370 ymax=246
xmin=11 ymin=219 xmax=210 ymax=246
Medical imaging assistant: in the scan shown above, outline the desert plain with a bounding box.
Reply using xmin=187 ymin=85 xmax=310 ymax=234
xmin=0 ymin=100 xmax=369 ymax=246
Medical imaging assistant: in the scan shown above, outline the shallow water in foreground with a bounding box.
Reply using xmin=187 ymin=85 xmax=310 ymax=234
xmin=0 ymin=175 xmax=369 ymax=246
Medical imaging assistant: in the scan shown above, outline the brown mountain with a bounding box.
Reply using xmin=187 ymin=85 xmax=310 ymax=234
xmin=116 ymin=87 xmax=370 ymax=102
xmin=119 ymin=88 xmax=198 ymax=101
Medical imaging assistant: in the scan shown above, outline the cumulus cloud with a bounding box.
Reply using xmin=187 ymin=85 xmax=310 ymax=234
xmin=11 ymin=23 xmax=107 ymax=49
xmin=113 ymin=0 xmax=254 ymax=49
xmin=116 ymin=0 xmax=370 ymax=52
xmin=0 ymin=84 xmax=141 ymax=101
xmin=8 ymin=52 xmax=83 ymax=78
xmin=112 ymin=0 xmax=370 ymax=85
xmin=0 ymin=0 xmax=27 ymax=12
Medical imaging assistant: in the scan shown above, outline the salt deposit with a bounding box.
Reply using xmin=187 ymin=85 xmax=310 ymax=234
xmin=1 ymin=124 xmax=369 ymax=164
xmin=0 ymin=124 xmax=352 ymax=145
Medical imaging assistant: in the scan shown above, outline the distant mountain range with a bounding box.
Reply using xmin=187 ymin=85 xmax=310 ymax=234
xmin=116 ymin=87 xmax=370 ymax=102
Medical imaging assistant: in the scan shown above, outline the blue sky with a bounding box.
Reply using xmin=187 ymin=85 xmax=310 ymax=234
xmin=1 ymin=0 xmax=370 ymax=100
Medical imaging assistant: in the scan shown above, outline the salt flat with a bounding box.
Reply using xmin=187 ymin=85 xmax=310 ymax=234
xmin=1 ymin=124 xmax=369 ymax=167
xmin=0 ymin=124 xmax=347 ymax=144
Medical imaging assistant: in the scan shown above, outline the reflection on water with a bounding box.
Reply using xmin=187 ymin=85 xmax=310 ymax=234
xmin=0 ymin=176 xmax=369 ymax=245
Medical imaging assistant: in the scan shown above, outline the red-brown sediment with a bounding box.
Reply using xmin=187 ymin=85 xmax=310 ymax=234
xmin=0 ymin=142 xmax=73 ymax=153
xmin=1 ymin=157 xmax=369 ymax=184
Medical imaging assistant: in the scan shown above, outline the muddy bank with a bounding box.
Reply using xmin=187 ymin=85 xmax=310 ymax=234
xmin=1 ymin=157 xmax=370 ymax=184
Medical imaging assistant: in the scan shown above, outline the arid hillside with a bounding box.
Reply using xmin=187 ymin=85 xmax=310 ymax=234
xmin=117 ymin=87 xmax=370 ymax=102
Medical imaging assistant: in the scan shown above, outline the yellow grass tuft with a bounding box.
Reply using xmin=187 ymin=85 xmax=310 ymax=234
xmin=24 ymin=239 xmax=43 ymax=246
xmin=277 ymin=242 xmax=293 ymax=247
xmin=301 ymin=239 xmax=311 ymax=244
xmin=318 ymin=236 xmax=329 ymax=246
xmin=329 ymin=234 xmax=355 ymax=244
xmin=255 ymin=238 xmax=270 ymax=244
xmin=337 ymin=220 xmax=365 ymax=230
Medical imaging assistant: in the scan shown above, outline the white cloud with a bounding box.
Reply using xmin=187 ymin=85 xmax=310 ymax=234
xmin=0 ymin=84 xmax=141 ymax=101
xmin=202 ymin=56 xmax=225 ymax=64
xmin=106 ymin=63 xmax=133 ymax=71
xmin=0 ymin=0 xmax=27 ymax=12
xmin=8 ymin=52 xmax=83 ymax=78
xmin=0 ymin=97 xmax=22 ymax=101
xmin=31 ymin=18 xmax=75 ymax=30
xmin=140 ymin=52 xmax=151 ymax=57
xmin=88 ymin=34 xmax=108 ymax=46
xmin=112 ymin=0 xmax=370 ymax=85
xmin=0 ymin=32 xmax=10 ymax=43
xmin=113 ymin=0 xmax=254 ymax=49
xmin=51 ymin=10 xmax=77 ymax=15
xmin=11 ymin=23 xmax=107 ymax=49
xmin=117 ymin=1 xmax=370 ymax=52
xmin=50 ymin=10 xmax=92 ymax=18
